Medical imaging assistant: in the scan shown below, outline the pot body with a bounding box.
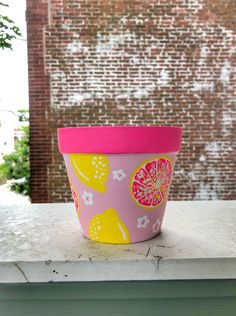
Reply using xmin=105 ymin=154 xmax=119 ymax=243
xmin=63 ymin=152 xmax=177 ymax=244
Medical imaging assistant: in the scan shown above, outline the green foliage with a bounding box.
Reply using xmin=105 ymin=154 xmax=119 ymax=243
xmin=0 ymin=164 xmax=6 ymax=185
xmin=0 ymin=1 xmax=22 ymax=50
xmin=1 ymin=126 xmax=30 ymax=196
xmin=18 ymin=109 xmax=29 ymax=122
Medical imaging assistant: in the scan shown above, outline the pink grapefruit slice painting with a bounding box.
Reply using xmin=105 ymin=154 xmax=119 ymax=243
xmin=130 ymin=156 xmax=173 ymax=210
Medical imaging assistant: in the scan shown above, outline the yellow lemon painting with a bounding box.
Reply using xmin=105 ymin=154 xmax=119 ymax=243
xmin=69 ymin=154 xmax=109 ymax=193
xmin=88 ymin=208 xmax=130 ymax=244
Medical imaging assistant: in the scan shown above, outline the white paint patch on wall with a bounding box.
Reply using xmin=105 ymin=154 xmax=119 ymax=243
xmin=133 ymin=89 xmax=149 ymax=98
xmin=131 ymin=83 xmax=156 ymax=99
xmin=67 ymin=41 xmax=89 ymax=54
xmin=199 ymin=45 xmax=208 ymax=65
xmin=205 ymin=141 xmax=221 ymax=155
xmin=61 ymin=26 xmax=173 ymax=104
xmin=221 ymin=109 xmax=234 ymax=135
xmin=190 ymin=24 xmax=235 ymax=95
xmin=67 ymin=40 xmax=217 ymax=103
xmin=158 ymin=69 xmax=169 ymax=86
xmin=220 ymin=61 xmax=231 ymax=86
xmin=185 ymin=167 xmax=219 ymax=200
xmin=51 ymin=12 xmax=235 ymax=108
xmin=188 ymin=170 xmax=197 ymax=181
xmin=192 ymin=82 xmax=214 ymax=92
xmin=51 ymin=70 xmax=66 ymax=80
xmin=116 ymin=91 xmax=132 ymax=99
xmin=195 ymin=181 xmax=219 ymax=200
xmin=69 ymin=93 xmax=93 ymax=103
xmin=199 ymin=155 xmax=206 ymax=162
xmin=189 ymin=139 xmax=233 ymax=200
xmin=193 ymin=139 xmax=233 ymax=199
xmin=222 ymin=111 xmax=234 ymax=127
xmin=193 ymin=163 xmax=221 ymax=200
xmin=96 ymin=31 xmax=136 ymax=54
xmin=186 ymin=0 xmax=204 ymax=13
xmin=116 ymin=84 xmax=156 ymax=99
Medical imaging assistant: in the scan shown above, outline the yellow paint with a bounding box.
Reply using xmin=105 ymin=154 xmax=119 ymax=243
xmin=69 ymin=154 xmax=109 ymax=192
xmin=88 ymin=208 xmax=130 ymax=244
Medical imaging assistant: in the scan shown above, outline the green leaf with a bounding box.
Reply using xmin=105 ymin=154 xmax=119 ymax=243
xmin=0 ymin=2 xmax=9 ymax=7
xmin=0 ymin=4 xmax=22 ymax=50
xmin=12 ymin=25 xmax=22 ymax=36
xmin=2 ymin=15 xmax=14 ymax=23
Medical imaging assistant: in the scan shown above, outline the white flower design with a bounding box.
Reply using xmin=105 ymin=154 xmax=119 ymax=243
xmin=112 ymin=169 xmax=126 ymax=181
xmin=137 ymin=215 xmax=150 ymax=229
xmin=82 ymin=191 xmax=94 ymax=206
xmin=152 ymin=218 xmax=161 ymax=234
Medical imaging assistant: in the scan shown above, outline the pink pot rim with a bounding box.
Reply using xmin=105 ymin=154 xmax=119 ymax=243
xmin=58 ymin=126 xmax=182 ymax=154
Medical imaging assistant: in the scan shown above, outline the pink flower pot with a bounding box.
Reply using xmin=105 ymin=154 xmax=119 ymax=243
xmin=58 ymin=126 xmax=182 ymax=244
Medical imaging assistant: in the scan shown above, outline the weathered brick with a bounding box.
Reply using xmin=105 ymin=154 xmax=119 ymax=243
xmin=27 ymin=0 xmax=236 ymax=202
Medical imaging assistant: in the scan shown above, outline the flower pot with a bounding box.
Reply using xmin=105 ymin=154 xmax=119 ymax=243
xmin=58 ymin=126 xmax=182 ymax=244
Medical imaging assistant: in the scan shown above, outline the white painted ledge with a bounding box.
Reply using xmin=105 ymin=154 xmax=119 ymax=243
xmin=0 ymin=201 xmax=235 ymax=283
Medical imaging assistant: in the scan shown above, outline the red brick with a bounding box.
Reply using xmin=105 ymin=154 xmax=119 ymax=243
xmin=27 ymin=0 xmax=236 ymax=202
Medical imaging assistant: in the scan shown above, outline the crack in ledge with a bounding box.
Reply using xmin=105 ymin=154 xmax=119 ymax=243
xmin=145 ymin=246 xmax=151 ymax=259
xmin=153 ymin=255 xmax=163 ymax=269
xmin=14 ymin=263 xmax=29 ymax=283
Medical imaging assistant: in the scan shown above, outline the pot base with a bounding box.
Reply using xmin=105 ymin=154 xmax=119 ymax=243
xmin=82 ymin=231 xmax=162 ymax=245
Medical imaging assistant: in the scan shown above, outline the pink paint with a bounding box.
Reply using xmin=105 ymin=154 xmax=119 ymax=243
xmin=58 ymin=126 xmax=182 ymax=244
xmin=58 ymin=126 xmax=182 ymax=154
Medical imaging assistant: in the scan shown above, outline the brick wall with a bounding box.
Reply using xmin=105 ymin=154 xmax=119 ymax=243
xmin=27 ymin=0 xmax=236 ymax=203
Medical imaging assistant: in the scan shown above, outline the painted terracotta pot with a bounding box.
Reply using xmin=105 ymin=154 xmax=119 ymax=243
xmin=58 ymin=126 xmax=182 ymax=244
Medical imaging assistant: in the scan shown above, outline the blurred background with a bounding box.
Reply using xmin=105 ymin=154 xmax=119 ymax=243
xmin=0 ymin=0 xmax=29 ymax=204
xmin=0 ymin=0 xmax=235 ymax=204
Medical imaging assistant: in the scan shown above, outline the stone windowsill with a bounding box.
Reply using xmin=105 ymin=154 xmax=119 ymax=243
xmin=0 ymin=201 xmax=235 ymax=283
